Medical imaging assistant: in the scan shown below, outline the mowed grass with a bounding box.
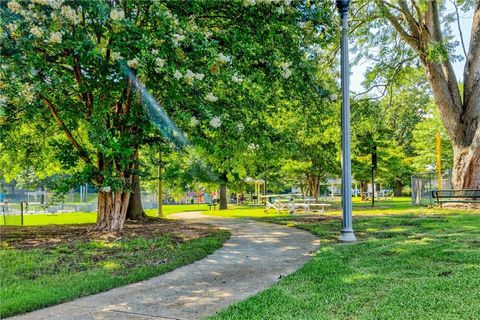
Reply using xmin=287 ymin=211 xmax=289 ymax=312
xmin=2 ymin=204 xmax=208 ymax=226
xmin=203 ymin=197 xmax=477 ymax=219
xmin=209 ymin=201 xmax=480 ymax=319
xmin=0 ymin=229 xmax=229 ymax=318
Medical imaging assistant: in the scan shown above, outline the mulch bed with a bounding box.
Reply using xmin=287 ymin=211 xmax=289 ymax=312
xmin=0 ymin=218 xmax=218 ymax=250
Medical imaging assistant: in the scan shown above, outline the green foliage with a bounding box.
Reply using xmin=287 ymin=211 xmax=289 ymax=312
xmin=412 ymin=104 xmax=453 ymax=173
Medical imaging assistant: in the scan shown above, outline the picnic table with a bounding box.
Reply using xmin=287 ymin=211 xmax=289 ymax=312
xmin=207 ymin=199 xmax=219 ymax=210
xmin=261 ymin=195 xmax=331 ymax=214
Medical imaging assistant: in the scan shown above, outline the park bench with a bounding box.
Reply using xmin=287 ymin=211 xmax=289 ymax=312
xmin=431 ymin=189 xmax=480 ymax=208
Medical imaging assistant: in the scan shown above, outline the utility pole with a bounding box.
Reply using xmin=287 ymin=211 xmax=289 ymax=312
xmin=436 ymin=132 xmax=442 ymax=190
xmin=337 ymin=0 xmax=356 ymax=242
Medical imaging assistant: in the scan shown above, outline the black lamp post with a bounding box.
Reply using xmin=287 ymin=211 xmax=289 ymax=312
xmin=337 ymin=0 xmax=357 ymax=242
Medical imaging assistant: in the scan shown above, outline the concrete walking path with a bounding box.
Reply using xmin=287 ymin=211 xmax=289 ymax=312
xmin=10 ymin=212 xmax=319 ymax=320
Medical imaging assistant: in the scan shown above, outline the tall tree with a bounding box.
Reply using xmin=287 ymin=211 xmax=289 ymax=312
xmin=354 ymin=0 xmax=480 ymax=189
xmin=1 ymin=0 xmax=222 ymax=230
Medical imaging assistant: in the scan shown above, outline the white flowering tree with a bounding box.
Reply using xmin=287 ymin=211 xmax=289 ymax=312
xmin=1 ymin=0 xmax=336 ymax=224
xmin=0 ymin=0 xmax=230 ymax=230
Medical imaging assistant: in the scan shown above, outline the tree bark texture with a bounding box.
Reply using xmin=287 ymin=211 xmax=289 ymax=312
xmin=361 ymin=181 xmax=367 ymax=201
xmin=96 ymin=191 xmax=131 ymax=231
xmin=126 ymin=174 xmax=146 ymax=220
xmin=219 ymin=183 xmax=228 ymax=210
xmin=305 ymin=174 xmax=321 ymax=200
xmin=394 ymin=180 xmax=403 ymax=196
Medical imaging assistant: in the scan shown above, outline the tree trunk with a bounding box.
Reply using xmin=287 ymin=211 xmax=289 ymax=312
xmin=452 ymin=143 xmax=480 ymax=189
xmin=393 ymin=180 xmax=403 ymax=196
xmin=360 ymin=181 xmax=367 ymax=201
xmin=306 ymin=175 xmax=320 ymax=200
xmin=40 ymin=185 xmax=45 ymax=205
xmin=219 ymin=183 xmax=228 ymax=210
xmin=95 ymin=190 xmax=131 ymax=231
xmin=126 ymin=174 xmax=145 ymax=220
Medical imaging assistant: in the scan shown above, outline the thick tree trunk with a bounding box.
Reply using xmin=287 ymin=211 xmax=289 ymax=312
xmin=306 ymin=175 xmax=320 ymax=200
xmin=126 ymin=174 xmax=145 ymax=220
xmin=452 ymin=142 xmax=480 ymax=189
xmin=95 ymin=191 xmax=131 ymax=231
xmin=219 ymin=183 xmax=228 ymax=210
xmin=393 ymin=180 xmax=403 ymax=196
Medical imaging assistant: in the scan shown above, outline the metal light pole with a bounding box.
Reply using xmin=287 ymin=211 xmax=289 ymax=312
xmin=337 ymin=0 xmax=357 ymax=242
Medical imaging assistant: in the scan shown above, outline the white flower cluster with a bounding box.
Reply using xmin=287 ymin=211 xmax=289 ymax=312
xmin=205 ymin=92 xmax=218 ymax=102
xmin=174 ymin=70 xmax=183 ymax=80
xmin=279 ymin=61 xmax=292 ymax=79
xmin=49 ymin=31 xmax=62 ymax=44
xmin=21 ymin=83 xmax=35 ymax=104
xmin=189 ymin=116 xmax=199 ymax=127
xmin=184 ymin=70 xmax=195 ymax=84
xmin=232 ymin=74 xmax=243 ymax=83
xmin=248 ymin=143 xmax=258 ymax=150
xmin=61 ymin=5 xmax=80 ymax=24
xmin=48 ymin=0 xmax=64 ymax=9
xmin=30 ymin=26 xmax=43 ymax=38
xmin=172 ymin=33 xmax=185 ymax=46
xmin=101 ymin=186 xmax=112 ymax=193
xmin=127 ymin=58 xmax=140 ymax=69
xmin=173 ymin=70 xmax=204 ymax=84
xmin=243 ymin=0 xmax=290 ymax=6
xmin=155 ymin=58 xmax=165 ymax=68
xmin=6 ymin=22 xmax=18 ymax=33
xmin=210 ymin=116 xmax=222 ymax=128
xmin=111 ymin=51 xmax=122 ymax=61
xmin=7 ymin=0 xmax=21 ymax=13
xmin=236 ymin=122 xmax=245 ymax=132
xmin=217 ymin=53 xmax=232 ymax=64
xmin=110 ymin=8 xmax=125 ymax=21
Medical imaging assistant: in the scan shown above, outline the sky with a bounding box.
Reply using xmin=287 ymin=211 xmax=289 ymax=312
xmin=350 ymin=3 xmax=474 ymax=92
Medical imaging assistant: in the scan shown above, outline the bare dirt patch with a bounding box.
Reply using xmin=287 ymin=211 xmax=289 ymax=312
xmin=0 ymin=218 xmax=218 ymax=249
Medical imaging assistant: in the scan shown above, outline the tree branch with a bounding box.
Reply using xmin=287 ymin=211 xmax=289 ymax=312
xmin=462 ymin=0 xmax=480 ymax=143
xmin=376 ymin=0 xmax=421 ymax=51
xmin=72 ymin=54 xmax=93 ymax=118
xmin=450 ymin=0 xmax=468 ymax=58
xmin=40 ymin=96 xmax=93 ymax=166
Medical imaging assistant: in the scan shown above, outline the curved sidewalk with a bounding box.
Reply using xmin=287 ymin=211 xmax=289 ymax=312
xmin=10 ymin=212 xmax=319 ymax=320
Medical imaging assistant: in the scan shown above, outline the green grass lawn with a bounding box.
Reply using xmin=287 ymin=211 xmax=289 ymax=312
xmin=0 ymin=227 xmax=229 ymax=318
xmin=2 ymin=204 xmax=208 ymax=226
xmin=209 ymin=202 xmax=480 ymax=319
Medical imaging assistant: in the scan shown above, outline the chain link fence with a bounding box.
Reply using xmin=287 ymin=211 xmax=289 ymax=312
xmin=411 ymin=173 xmax=452 ymax=206
xmin=0 ymin=183 xmax=162 ymax=225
